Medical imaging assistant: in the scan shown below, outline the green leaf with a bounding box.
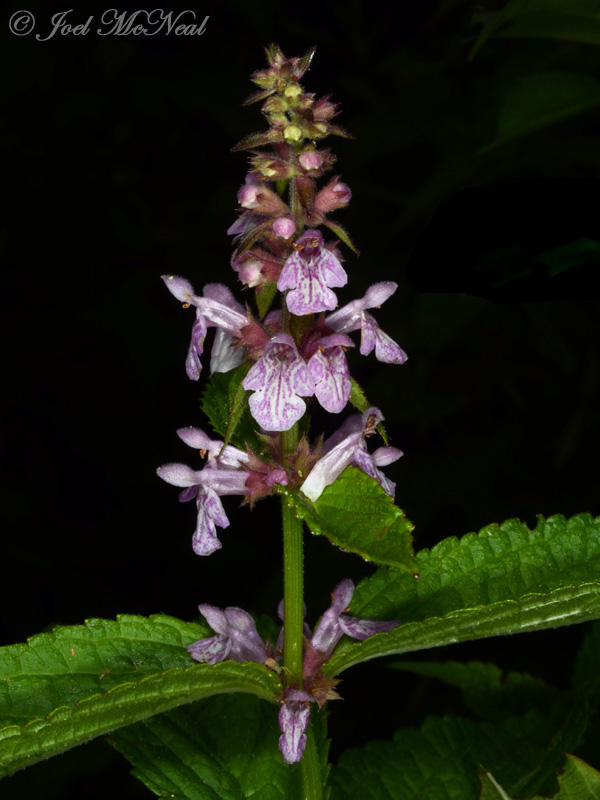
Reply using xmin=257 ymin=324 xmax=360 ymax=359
xmin=481 ymin=72 xmax=600 ymax=151
xmin=326 ymin=582 xmax=600 ymax=676
xmin=390 ymin=660 xmax=557 ymax=721
xmin=351 ymin=514 xmax=600 ymax=620
xmin=329 ymin=711 xmax=575 ymax=800
xmin=0 ymin=615 xmax=281 ymax=777
xmin=348 ymin=377 xmax=388 ymax=444
xmin=110 ymin=695 xmax=295 ymax=800
xmin=201 ymin=365 xmax=261 ymax=452
xmin=256 ymin=282 xmax=277 ymax=319
xmin=531 ymin=755 xmax=600 ymax=800
xmin=0 ymin=614 xmax=207 ymax=728
xmin=325 ymin=514 xmax=600 ymax=675
xmin=278 ymin=466 xmax=414 ymax=570
xmin=470 ymin=1 xmax=600 ymax=58
xmin=0 ymin=660 xmax=280 ymax=779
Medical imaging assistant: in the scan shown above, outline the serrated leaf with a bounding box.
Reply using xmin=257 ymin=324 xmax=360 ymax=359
xmin=0 ymin=659 xmax=280 ymax=778
xmin=325 ymin=514 xmax=600 ymax=675
xmin=322 ymin=220 xmax=359 ymax=255
xmin=113 ymin=700 xmax=330 ymax=800
xmin=481 ymin=72 xmax=600 ymax=152
xmin=256 ymin=282 xmax=277 ymax=319
xmin=201 ymin=365 xmax=261 ymax=452
xmin=351 ymin=514 xmax=600 ymax=621
xmin=329 ymin=711 xmax=570 ymax=800
xmin=331 ymin=699 xmax=600 ymax=800
xmin=348 ymin=377 xmax=388 ymax=443
xmin=326 ymin=582 xmax=600 ymax=676
xmin=0 ymin=614 xmax=207 ymax=729
xmin=278 ymin=466 xmax=414 ymax=570
xmin=531 ymin=755 xmax=600 ymax=800
xmin=110 ymin=695 xmax=294 ymax=800
xmin=0 ymin=614 xmax=281 ymax=777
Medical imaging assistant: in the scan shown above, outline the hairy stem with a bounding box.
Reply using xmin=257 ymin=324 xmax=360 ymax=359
xmin=281 ymin=422 xmax=304 ymax=683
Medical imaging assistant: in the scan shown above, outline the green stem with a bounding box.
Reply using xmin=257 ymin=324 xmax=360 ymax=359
xmin=300 ymin=721 xmax=323 ymax=800
xmin=281 ymin=423 xmax=304 ymax=683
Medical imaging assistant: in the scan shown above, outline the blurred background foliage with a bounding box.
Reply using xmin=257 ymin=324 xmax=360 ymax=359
xmin=2 ymin=0 xmax=600 ymax=796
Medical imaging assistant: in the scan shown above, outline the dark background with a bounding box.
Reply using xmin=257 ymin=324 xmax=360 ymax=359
xmin=3 ymin=0 xmax=600 ymax=796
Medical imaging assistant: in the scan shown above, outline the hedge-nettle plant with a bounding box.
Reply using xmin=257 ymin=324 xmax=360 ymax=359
xmin=1 ymin=44 xmax=599 ymax=800
xmin=157 ymin=43 xmax=407 ymax=763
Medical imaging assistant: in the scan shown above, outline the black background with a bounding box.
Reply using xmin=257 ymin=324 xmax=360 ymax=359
xmin=3 ymin=1 xmax=599 ymax=796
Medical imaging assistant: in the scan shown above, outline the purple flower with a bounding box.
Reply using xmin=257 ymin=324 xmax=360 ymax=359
xmin=277 ymin=229 xmax=348 ymax=315
xmin=326 ymin=282 xmax=407 ymax=364
xmin=157 ymin=462 xmax=248 ymax=555
xmin=162 ymin=276 xmax=247 ymax=380
xmin=299 ymin=407 xmax=403 ymax=502
xmin=309 ymin=579 xmax=399 ymax=659
xmin=242 ymin=333 xmax=314 ymax=431
xmin=307 ymin=333 xmax=353 ymax=414
xmin=188 ymin=605 xmax=269 ymax=665
xmin=278 ymin=689 xmax=313 ymax=764
xmin=175 ymin=426 xmax=249 ymax=469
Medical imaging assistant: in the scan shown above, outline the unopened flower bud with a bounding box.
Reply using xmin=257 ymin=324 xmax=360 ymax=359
xmin=273 ymin=216 xmax=296 ymax=239
xmin=284 ymin=84 xmax=302 ymax=99
xmin=284 ymin=124 xmax=303 ymax=142
xmin=299 ymin=150 xmax=323 ymax=171
xmin=237 ymin=174 xmax=289 ymax=216
xmin=314 ymin=177 xmax=351 ymax=214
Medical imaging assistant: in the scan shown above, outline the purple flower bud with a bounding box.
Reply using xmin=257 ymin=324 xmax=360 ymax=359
xmin=272 ymin=216 xmax=296 ymax=239
xmin=299 ymin=407 xmax=402 ymax=502
xmin=242 ymin=333 xmax=314 ymax=431
xmin=299 ymin=150 xmax=323 ymax=171
xmin=326 ymin=281 xmax=407 ymax=365
xmin=237 ymin=173 xmax=289 ymax=216
xmin=277 ymin=229 xmax=348 ymax=315
xmin=314 ymin=176 xmax=352 ymax=214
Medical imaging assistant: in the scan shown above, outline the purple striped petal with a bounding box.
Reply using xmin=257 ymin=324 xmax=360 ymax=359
xmin=187 ymin=634 xmax=231 ymax=664
xmin=360 ymin=312 xmax=407 ymax=364
xmin=278 ymin=694 xmax=312 ymax=764
xmin=192 ymin=487 xmax=229 ymax=556
xmin=308 ymin=346 xmax=351 ymax=414
xmin=242 ymin=334 xmax=313 ymax=431
xmin=278 ymin=230 xmax=348 ymax=315
xmin=338 ymin=616 xmax=400 ymax=640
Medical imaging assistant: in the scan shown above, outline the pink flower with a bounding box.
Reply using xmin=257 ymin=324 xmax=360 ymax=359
xmin=277 ymin=229 xmax=347 ymax=315
xmin=300 ymin=407 xmax=402 ymax=501
xmin=326 ymin=281 xmax=407 ymax=364
xmin=162 ymin=276 xmax=247 ymax=379
xmin=242 ymin=333 xmax=314 ymax=431
xmin=307 ymin=333 xmax=354 ymax=414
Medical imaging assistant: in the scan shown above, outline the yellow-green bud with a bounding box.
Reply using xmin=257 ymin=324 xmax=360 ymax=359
xmin=284 ymin=84 xmax=302 ymax=99
xmin=283 ymin=124 xmax=303 ymax=142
